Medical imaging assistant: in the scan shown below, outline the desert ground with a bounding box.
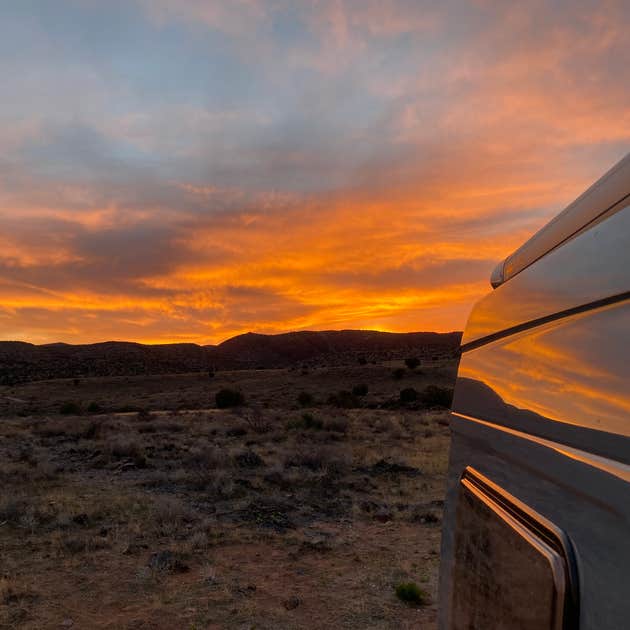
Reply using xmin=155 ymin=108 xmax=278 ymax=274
xmin=0 ymin=359 xmax=456 ymax=629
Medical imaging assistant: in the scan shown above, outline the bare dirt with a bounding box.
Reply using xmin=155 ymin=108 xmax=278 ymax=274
xmin=0 ymin=360 xmax=455 ymax=629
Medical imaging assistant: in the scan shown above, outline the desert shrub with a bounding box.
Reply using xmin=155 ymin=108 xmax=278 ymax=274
xmin=297 ymin=391 xmax=314 ymax=407
xmin=59 ymin=401 xmax=81 ymax=415
xmin=287 ymin=413 xmax=323 ymax=430
xmin=86 ymin=402 xmax=101 ymax=414
xmin=110 ymin=440 xmax=142 ymax=460
xmin=400 ymin=387 xmax=418 ymax=404
xmin=234 ymin=449 xmax=264 ymax=468
xmin=243 ymin=408 xmax=271 ymax=433
xmin=404 ymin=357 xmax=420 ymax=370
xmin=187 ymin=530 xmax=209 ymax=551
xmin=215 ymin=388 xmax=245 ymax=408
xmin=148 ymin=550 xmax=190 ymax=573
xmin=421 ymin=385 xmax=454 ymax=408
xmin=284 ymin=445 xmax=348 ymax=473
xmin=327 ymin=390 xmax=360 ymax=409
xmin=0 ymin=499 xmax=25 ymax=526
xmin=225 ymin=426 xmax=247 ymax=437
xmin=185 ymin=447 xmax=228 ymax=471
xmin=323 ymin=417 xmax=349 ymax=434
xmin=100 ymin=439 xmax=147 ymax=468
xmin=302 ymin=413 xmax=323 ymax=430
xmin=392 ymin=367 xmax=406 ymax=380
xmin=395 ymin=582 xmax=429 ymax=606
xmin=357 ymin=355 xmax=367 ymax=365
xmin=152 ymin=497 xmax=196 ymax=538
xmin=352 ymin=383 xmax=368 ymax=397
xmin=208 ymin=368 xmax=215 ymax=378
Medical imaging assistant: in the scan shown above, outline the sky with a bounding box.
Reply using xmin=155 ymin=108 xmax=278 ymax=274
xmin=1 ymin=0 xmax=629 ymax=345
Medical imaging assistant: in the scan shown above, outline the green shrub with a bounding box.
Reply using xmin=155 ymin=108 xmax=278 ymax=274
xmin=324 ymin=417 xmax=349 ymax=433
xmin=394 ymin=582 xmax=428 ymax=606
xmin=297 ymin=391 xmax=314 ymax=407
xmin=327 ymin=390 xmax=360 ymax=409
xmin=215 ymin=388 xmax=245 ymax=408
xmin=404 ymin=357 xmax=420 ymax=370
xmin=392 ymin=367 xmax=406 ymax=380
xmin=303 ymin=413 xmax=324 ymax=430
xmin=421 ymin=385 xmax=453 ymax=408
xmin=234 ymin=449 xmax=264 ymax=468
xmin=59 ymin=401 xmax=81 ymax=415
xmin=288 ymin=413 xmax=324 ymax=431
xmin=400 ymin=387 xmax=418 ymax=403
xmin=352 ymin=383 xmax=368 ymax=397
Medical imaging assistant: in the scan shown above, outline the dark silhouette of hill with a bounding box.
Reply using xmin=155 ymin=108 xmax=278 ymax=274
xmin=0 ymin=330 xmax=461 ymax=384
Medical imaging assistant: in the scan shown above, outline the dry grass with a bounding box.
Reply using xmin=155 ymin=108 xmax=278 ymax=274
xmin=0 ymin=360 xmax=455 ymax=629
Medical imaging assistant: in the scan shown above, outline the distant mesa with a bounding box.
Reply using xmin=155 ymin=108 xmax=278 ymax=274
xmin=0 ymin=329 xmax=462 ymax=384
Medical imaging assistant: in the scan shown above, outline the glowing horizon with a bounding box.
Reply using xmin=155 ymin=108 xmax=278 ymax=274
xmin=1 ymin=1 xmax=629 ymax=345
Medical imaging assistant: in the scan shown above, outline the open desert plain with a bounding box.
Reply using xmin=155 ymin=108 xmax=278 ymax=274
xmin=0 ymin=332 xmax=458 ymax=630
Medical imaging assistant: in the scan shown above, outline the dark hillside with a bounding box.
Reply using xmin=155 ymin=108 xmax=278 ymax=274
xmin=0 ymin=330 xmax=461 ymax=384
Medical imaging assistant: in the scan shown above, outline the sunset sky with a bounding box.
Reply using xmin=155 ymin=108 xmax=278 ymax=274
xmin=1 ymin=1 xmax=629 ymax=345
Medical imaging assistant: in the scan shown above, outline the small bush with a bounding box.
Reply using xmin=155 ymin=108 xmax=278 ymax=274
xmin=395 ymin=582 xmax=429 ymax=606
xmin=323 ymin=417 xmax=349 ymax=433
xmin=357 ymin=355 xmax=367 ymax=365
xmin=297 ymin=391 xmax=314 ymax=407
xmin=285 ymin=446 xmax=348 ymax=474
xmin=86 ymin=402 xmax=101 ymax=414
xmin=243 ymin=408 xmax=271 ymax=433
xmin=352 ymin=383 xmax=368 ymax=397
xmin=59 ymin=401 xmax=81 ymax=415
xmin=404 ymin=357 xmax=420 ymax=370
xmin=400 ymin=387 xmax=418 ymax=404
xmin=208 ymin=368 xmax=215 ymax=378
xmin=392 ymin=368 xmax=406 ymax=380
xmin=303 ymin=413 xmax=324 ymax=430
xmin=234 ymin=450 xmax=264 ymax=468
xmin=287 ymin=413 xmax=324 ymax=431
xmin=185 ymin=447 xmax=228 ymax=471
xmin=97 ymin=439 xmax=146 ymax=469
xmin=421 ymin=385 xmax=454 ymax=408
xmin=215 ymin=388 xmax=245 ymax=409
xmin=327 ymin=390 xmax=360 ymax=409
